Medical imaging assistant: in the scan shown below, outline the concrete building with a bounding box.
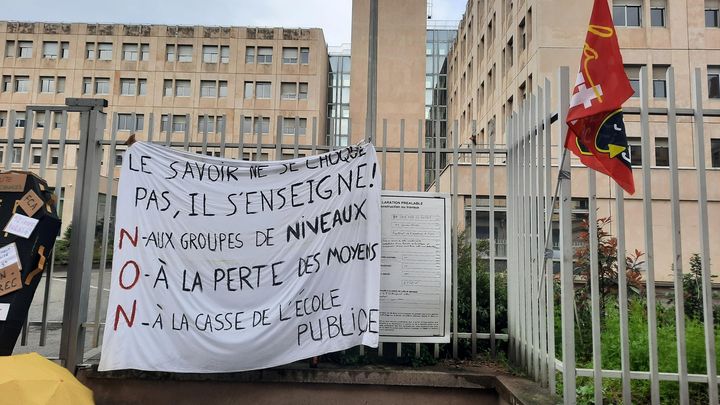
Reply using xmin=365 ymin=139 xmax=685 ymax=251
xmin=0 ymin=21 xmax=329 ymax=222
xmin=444 ymin=0 xmax=720 ymax=281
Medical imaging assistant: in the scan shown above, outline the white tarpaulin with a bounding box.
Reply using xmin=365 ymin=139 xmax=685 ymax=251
xmin=99 ymin=142 xmax=381 ymax=372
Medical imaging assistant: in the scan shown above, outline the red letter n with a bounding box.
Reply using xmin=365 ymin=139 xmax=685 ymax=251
xmin=113 ymin=300 xmax=137 ymax=331
xmin=119 ymin=226 xmax=138 ymax=250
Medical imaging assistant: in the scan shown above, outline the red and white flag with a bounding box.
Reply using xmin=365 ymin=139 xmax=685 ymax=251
xmin=565 ymin=0 xmax=635 ymax=194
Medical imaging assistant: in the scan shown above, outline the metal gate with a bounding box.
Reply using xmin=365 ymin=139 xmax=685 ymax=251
xmin=506 ymin=66 xmax=720 ymax=404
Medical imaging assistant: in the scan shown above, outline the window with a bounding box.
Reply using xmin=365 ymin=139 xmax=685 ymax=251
xmin=85 ymin=43 xmax=95 ymax=60
xmin=166 ymin=44 xmax=175 ymax=62
xmin=198 ymin=115 xmax=224 ymax=133
xmin=707 ymin=1 xmax=720 ymax=28
xmin=138 ymin=78 xmax=147 ymax=95
xmin=177 ymin=45 xmax=192 ymax=62
xmin=175 ymin=80 xmax=191 ymax=97
xmin=61 ymin=42 xmax=69 ymax=59
xmin=625 ymin=65 xmax=642 ymax=97
xmin=300 ymin=47 xmax=309 ymax=64
xmin=12 ymin=147 xmax=22 ymax=164
xmin=82 ymin=77 xmax=92 ymax=94
xmin=52 ymin=112 xmax=64 ymax=129
xmin=200 ymin=80 xmax=217 ymax=97
xmin=711 ymin=139 xmax=720 ymax=168
xmin=613 ymin=3 xmax=642 ymax=27
xmin=282 ymin=47 xmax=298 ymax=64
xmin=49 ymin=148 xmax=60 ymax=165
xmin=35 ymin=112 xmax=46 ymax=128
xmin=117 ymin=114 xmax=141 ymax=131
xmin=114 ymin=150 xmax=124 ymax=166
xmin=299 ymin=82 xmax=308 ymax=99
xmin=17 ymin=41 xmax=32 ymax=58
xmin=31 ymin=147 xmax=42 ymax=165
xmin=198 ymin=45 xmax=230 ymax=64
xmin=281 ymin=82 xmax=297 ymax=99
xmin=2 ymin=76 xmax=10 ymax=92
xmin=627 ymin=137 xmax=642 ymax=166
xmin=282 ymin=118 xmax=307 ymax=135
xmin=244 ymin=81 xmax=253 ymax=98
xmin=15 ymin=76 xmax=30 ymax=93
xmin=243 ymin=117 xmax=269 ymax=134
xmin=518 ymin=18 xmax=526 ymax=51
xmin=655 ymin=138 xmax=669 ymax=167
xmin=42 ymin=42 xmax=58 ymax=59
xmin=95 ymin=78 xmax=110 ymax=95
xmin=653 ymin=65 xmax=668 ymax=98
xmin=245 ymin=46 xmax=255 ymax=63
xmin=256 ymin=82 xmax=271 ymax=99
xmin=0 ymin=111 xmax=5 ymax=127
xmin=203 ymin=45 xmax=219 ymax=63
xmin=163 ymin=80 xmax=173 ymax=97
xmin=97 ymin=42 xmax=112 ymax=60
xmin=257 ymin=47 xmax=272 ymax=64
xmin=506 ymin=37 xmax=514 ymax=68
xmin=242 ymin=116 xmax=253 ymax=134
xmin=39 ymin=76 xmax=55 ymax=93
xmin=254 ymin=117 xmax=270 ymax=134
xmin=650 ymin=7 xmax=665 ymax=27
xmin=172 ymin=115 xmax=187 ymax=132
xmin=218 ymin=81 xmax=227 ymax=97
xmin=709 ymin=66 xmax=720 ymax=98
xmin=122 ymin=43 xmax=138 ymax=61
xmin=120 ymin=78 xmax=137 ymax=95
xmin=140 ymin=44 xmax=149 ymax=61
xmin=5 ymin=40 xmax=15 ymax=57
xmin=15 ymin=112 xmax=26 ymax=128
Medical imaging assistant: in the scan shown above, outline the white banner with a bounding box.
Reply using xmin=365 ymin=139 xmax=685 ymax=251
xmin=99 ymin=142 xmax=381 ymax=372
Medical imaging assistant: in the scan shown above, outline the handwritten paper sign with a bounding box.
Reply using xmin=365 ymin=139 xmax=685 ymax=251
xmin=100 ymin=142 xmax=382 ymax=373
xmin=3 ymin=213 xmax=39 ymax=238
xmin=18 ymin=190 xmax=42 ymax=217
xmin=0 ymin=263 xmax=22 ymax=297
xmin=0 ymin=243 xmax=21 ymax=270
xmin=0 ymin=172 xmax=26 ymax=192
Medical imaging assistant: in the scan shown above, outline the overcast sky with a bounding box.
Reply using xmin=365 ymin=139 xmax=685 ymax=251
xmin=3 ymin=0 xmax=466 ymax=46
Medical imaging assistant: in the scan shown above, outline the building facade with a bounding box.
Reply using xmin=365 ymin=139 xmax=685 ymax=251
xmin=0 ymin=21 xmax=329 ymax=221
xmin=445 ymin=0 xmax=720 ymax=281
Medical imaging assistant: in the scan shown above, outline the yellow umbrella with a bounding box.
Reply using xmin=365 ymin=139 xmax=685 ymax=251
xmin=0 ymin=352 xmax=94 ymax=405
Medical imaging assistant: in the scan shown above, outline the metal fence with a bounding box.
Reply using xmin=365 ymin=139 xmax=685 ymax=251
xmin=506 ymin=66 xmax=720 ymax=404
xmin=3 ymin=65 xmax=718 ymax=405
xmin=2 ymin=102 xmax=509 ymax=371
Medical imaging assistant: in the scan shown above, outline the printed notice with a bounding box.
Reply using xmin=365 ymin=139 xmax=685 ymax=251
xmin=3 ymin=213 xmax=39 ymax=238
xmin=379 ymin=192 xmax=451 ymax=343
xmin=0 ymin=303 xmax=9 ymax=321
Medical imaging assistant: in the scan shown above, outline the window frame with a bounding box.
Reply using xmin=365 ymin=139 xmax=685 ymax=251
xmin=42 ymin=41 xmax=58 ymax=59
xmin=257 ymin=47 xmax=273 ymax=64
xmin=613 ymin=4 xmax=643 ymax=27
xmin=650 ymin=7 xmax=666 ymax=27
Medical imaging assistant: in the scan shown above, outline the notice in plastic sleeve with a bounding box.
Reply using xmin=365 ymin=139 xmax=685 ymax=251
xmin=379 ymin=192 xmax=450 ymax=343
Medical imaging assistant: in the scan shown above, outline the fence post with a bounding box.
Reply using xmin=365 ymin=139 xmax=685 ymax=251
xmin=557 ymin=66 xmax=576 ymax=404
xmin=59 ymin=99 xmax=106 ymax=372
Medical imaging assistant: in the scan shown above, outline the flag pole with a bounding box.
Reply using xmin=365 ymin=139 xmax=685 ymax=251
xmin=536 ymin=147 xmax=569 ymax=303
